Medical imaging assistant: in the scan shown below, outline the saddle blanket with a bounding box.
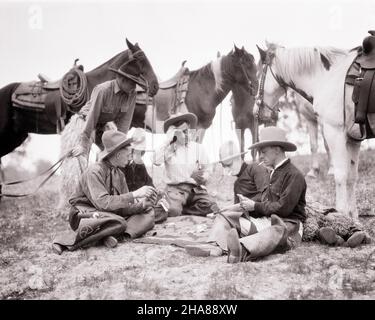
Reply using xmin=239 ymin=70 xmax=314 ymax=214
xmin=11 ymin=81 xmax=58 ymax=111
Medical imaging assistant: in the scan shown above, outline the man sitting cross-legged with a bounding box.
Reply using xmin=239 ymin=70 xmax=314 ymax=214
xmin=187 ymin=126 xmax=306 ymax=261
xmin=52 ymin=130 xmax=157 ymax=254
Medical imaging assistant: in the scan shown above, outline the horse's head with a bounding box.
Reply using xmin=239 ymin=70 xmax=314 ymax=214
xmin=229 ymin=45 xmax=258 ymax=97
xmin=254 ymin=42 xmax=286 ymax=124
xmin=120 ymin=39 xmax=159 ymax=96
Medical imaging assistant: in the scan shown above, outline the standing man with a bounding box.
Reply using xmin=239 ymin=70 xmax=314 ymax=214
xmin=52 ymin=130 xmax=156 ymax=254
xmin=152 ymin=112 xmax=219 ymax=218
xmin=72 ymin=62 xmax=143 ymax=157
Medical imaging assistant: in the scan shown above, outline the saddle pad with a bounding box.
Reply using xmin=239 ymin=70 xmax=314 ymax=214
xmin=11 ymin=81 xmax=55 ymax=110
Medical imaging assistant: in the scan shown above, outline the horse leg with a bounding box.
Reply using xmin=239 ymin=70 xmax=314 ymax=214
xmin=234 ymin=127 xmax=245 ymax=160
xmin=306 ymin=118 xmax=320 ymax=178
xmin=323 ymin=123 xmax=351 ymax=215
xmin=249 ymin=118 xmax=258 ymax=161
xmin=0 ymin=159 xmax=3 ymax=199
xmin=0 ymin=130 xmax=28 ymax=199
xmin=321 ymin=125 xmax=333 ymax=175
xmin=346 ymin=139 xmax=361 ymax=220
xmin=195 ymin=128 xmax=206 ymax=144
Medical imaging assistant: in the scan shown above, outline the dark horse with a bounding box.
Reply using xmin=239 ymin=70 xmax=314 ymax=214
xmin=229 ymin=57 xmax=279 ymax=160
xmin=132 ymin=45 xmax=259 ymax=142
xmin=0 ymin=39 xmax=158 ymax=193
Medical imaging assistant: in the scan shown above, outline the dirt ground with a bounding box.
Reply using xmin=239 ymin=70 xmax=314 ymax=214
xmin=1 ymin=151 xmax=375 ymax=300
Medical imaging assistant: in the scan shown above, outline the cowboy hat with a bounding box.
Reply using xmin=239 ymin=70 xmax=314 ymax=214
xmin=99 ymin=130 xmax=133 ymax=161
xmin=249 ymin=126 xmax=297 ymax=152
xmin=218 ymin=140 xmax=242 ymax=176
xmin=130 ymin=127 xmax=147 ymax=151
xmin=163 ymin=112 xmax=198 ymax=133
xmin=108 ymin=62 xmax=145 ymax=87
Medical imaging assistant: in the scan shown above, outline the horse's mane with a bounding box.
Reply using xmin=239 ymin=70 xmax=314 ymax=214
xmin=188 ymin=56 xmax=225 ymax=93
xmin=271 ymin=44 xmax=348 ymax=82
xmin=89 ymin=50 xmax=128 ymax=72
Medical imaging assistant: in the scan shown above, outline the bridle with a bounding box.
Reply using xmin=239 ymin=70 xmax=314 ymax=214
xmin=112 ymin=48 xmax=150 ymax=90
xmin=255 ymin=51 xmax=287 ymax=120
xmin=238 ymin=57 xmax=257 ymax=97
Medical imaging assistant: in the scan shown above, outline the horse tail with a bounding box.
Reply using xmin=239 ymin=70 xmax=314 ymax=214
xmin=58 ymin=114 xmax=88 ymax=212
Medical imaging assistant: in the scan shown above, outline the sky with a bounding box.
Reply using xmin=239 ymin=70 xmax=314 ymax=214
xmin=1 ymin=0 xmax=375 ymax=170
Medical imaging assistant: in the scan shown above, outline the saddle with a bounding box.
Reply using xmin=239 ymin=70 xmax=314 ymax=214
xmin=11 ymin=80 xmax=67 ymax=133
xmin=159 ymin=61 xmax=189 ymax=89
xmin=11 ymin=63 xmax=87 ymax=133
xmin=347 ymin=31 xmax=375 ymax=140
xmin=136 ymin=61 xmax=190 ymax=114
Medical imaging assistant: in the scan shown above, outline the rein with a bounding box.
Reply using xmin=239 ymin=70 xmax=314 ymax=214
xmin=0 ymin=150 xmax=73 ymax=198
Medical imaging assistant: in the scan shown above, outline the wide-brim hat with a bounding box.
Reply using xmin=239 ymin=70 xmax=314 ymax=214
xmin=218 ymin=140 xmax=242 ymax=176
xmin=108 ymin=62 xmax=146 ymax=87
xmin=99 ymin=130 xmax=133 ymax=161
xmin=249 ymin=126 xmax=297 ymax=152
xmin=163 ymin=112 xmax=198 ymax=133
xmin=130 ymin=127 xmax=147 ymax=151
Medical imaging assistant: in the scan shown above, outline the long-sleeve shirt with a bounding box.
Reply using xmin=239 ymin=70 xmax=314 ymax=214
xmin=121 ymin=162 xmax=154 ymax=192
xmin=252 ymin=159 xmax=307 ymax=222
xmin=234 ymin=162 xmax=270 ymax=203
xmin=69 ymin=161 xmax=144 ymax=217
xmin=78 ymin=79 xmax=136 ymax=151
xmin=153 ymin=140 xmax=210 ymax=185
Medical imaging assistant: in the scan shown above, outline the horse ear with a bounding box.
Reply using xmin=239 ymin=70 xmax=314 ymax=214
xmin=217 ymin=51 xmax=221 ymax=58
xmin=126 ymin=38 xmax=136 ymax=52
xmin=256 ymin=45 xmax=267 ymax=63
xmin=234 ymin=44 xmax=241 ymax=54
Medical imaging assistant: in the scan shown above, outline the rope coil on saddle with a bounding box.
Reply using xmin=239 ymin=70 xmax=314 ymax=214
xmin=60 ymin=59 xmax=89 ymax=112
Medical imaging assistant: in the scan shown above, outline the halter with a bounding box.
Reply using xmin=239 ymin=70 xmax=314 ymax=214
xmin=114 ymin=49 xmax=150 ymax=90
xmin=238 ymin=57 xmax=257 ymax=97
xmin=255 ymin=51 xmax=287 ymax=120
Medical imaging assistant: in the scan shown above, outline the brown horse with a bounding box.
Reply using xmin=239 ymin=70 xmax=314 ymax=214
xmin=133 ymin=45 xmax=259 ymax=142
xmin=230 ymin=77 xmax=278 ymax=161
xmin=0 ymin=39 xmax=158 ymax=197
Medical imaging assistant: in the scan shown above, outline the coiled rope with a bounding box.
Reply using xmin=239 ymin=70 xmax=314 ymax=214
xmin=60 ymin=59 xmax=89 ymax=112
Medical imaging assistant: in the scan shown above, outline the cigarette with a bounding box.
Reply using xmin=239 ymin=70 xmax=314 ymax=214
xmin=160 ymin=202 xmax=168 ymax=212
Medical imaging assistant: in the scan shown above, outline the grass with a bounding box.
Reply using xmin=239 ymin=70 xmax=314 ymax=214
xmin=1 ymin=150 xmax=375 ymax=299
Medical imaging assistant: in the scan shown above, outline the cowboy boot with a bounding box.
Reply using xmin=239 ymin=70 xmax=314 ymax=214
xmin=227 ymin=224 xmax=287 ymax=263
xmin=206 ymin=214 xmax=235 ymax=251
xmin=226 ymin=228 xmax=245 ymax=263
xmin=344 ymin=231 xmax=367 ymax=248
xmin=318 ymin=227 xmax=344 ymax=246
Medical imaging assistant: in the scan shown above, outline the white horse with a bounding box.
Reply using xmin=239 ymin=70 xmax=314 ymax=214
xmin=279 ymin=90 xmax=333 ymax=178
xmin=256 ymin=42 xmax=361 ymax=219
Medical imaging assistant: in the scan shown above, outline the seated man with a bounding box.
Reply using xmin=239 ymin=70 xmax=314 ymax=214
xmin=122 ymin=128 xmax=154 ymax=192
xmin=152 ymin=112 xmax=219 ymax=220
xmin=52 ymin=130 xmax=157 ymax=254
xmin=188 ymin=126 xmax=306 ymax=261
